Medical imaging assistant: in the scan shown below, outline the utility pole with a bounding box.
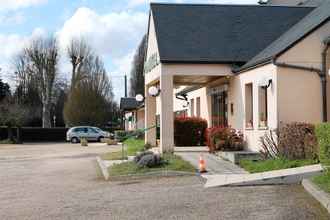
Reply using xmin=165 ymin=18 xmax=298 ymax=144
xmin=124 ymin=74 xmax=128 ymax=97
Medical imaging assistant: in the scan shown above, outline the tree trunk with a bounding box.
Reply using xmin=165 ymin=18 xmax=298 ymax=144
xmin=7 ymin=126 xmax=13 ymax=142
xmin=42 ymin=101 xmax=52 ymax=128
xmin=16 ymin=127 xmax=22 ymax=144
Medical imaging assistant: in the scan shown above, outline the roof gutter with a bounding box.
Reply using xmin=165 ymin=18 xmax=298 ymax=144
xmin=272 ymin=39 xmax=329 ymax=122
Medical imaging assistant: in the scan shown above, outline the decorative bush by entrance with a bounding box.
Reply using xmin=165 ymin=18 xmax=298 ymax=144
xmin=205 ymin=126 xmax=244 ymax=152
xmin=174 ymin=117 xmax=207 ymax=146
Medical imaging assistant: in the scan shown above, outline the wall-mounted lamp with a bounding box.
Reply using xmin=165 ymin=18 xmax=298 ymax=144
xmin=148 ymin=86 xmax=161 ymax=97
xmin=258 ymin=77 xmax=273 ymax=89
xmin=135 ymin=94 xmax=144 ymax=102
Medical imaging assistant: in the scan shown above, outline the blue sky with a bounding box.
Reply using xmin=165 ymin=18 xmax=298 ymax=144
xmin=0 ymin=0 xmax=258 ymax=101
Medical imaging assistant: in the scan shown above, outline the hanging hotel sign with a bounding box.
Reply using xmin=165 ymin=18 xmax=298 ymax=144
xmin=144 ymin=53 xmax=160 ymax=74
xmin=207 ymin=84 xmax=229 ymax=96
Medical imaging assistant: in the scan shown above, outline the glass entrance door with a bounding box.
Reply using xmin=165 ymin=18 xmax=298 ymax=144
xmin=212 ymin=91 xmax=228 ymax=127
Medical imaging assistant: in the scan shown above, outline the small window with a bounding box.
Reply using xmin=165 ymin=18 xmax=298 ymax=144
xmin=190 ymin=99 xmax=195 ymax=117
xmin=196 ymin=97 xmax=201 ymax=117
xmin=259 ymin=87 xmax=268 ymax=128
xmin=245 ymin=83 xmax=253 ymax=129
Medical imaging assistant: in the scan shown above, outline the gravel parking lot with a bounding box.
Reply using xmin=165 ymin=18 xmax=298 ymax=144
xmin=0 ymin=143 xmax=329 ymax=220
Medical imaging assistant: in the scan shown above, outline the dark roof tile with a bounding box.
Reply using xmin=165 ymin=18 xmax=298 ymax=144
xmin=241 ymin=1 xmax=330 ymax=71
xmin=151 ymin=3 xmax=314 ymax=63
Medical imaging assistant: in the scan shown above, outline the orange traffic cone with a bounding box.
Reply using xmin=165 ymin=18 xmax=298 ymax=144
xmin=199 ymin=155 xmax=207 ymax=173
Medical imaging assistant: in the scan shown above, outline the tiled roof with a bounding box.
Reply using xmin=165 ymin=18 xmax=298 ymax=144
xmin=241 ymin=1 xmax=330 ymax=71
xmin=151 ymin=3 xmax=313 ymax=64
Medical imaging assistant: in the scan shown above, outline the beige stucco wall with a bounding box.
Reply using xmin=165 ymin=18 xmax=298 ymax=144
xmin=185 ymin=87 xmax=210 ymax=122
xmin=277 ymin=20 xmax=330 ymax=122
xmin=137 ymin=108 xmax=145 ymax=129
xmin=277 ymin=67 xmax=323 ymax=124
xmin=162 ymin=63 xmax=232 ymax=77
xmin=229 ymin=64 xmax=278 ymax=152
xmin=145 ymin=12 xmax=160 ymax=85
xmin=172 ymin=64 xmax=278 ymax=152
xmin=278 ymin=21 xmax=330 ymax=70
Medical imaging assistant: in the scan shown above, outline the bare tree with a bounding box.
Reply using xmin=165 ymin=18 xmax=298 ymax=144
xmin=67 ymin=38 xmax=92 ymax=89
xmin=23 ymin=36 xmax=59 ymax=128
xmin=130 ymin=35 xmax=147 ymax=97
xmin=64 ymin=55 xmax=114 ymax=126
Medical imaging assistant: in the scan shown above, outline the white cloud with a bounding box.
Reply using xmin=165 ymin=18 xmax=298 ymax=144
xmin=0 ymin=0 xmax=47 ymax=11
xmin=0 ymin=27 xmax=46 ymax=82
xmin=58 ymin=7 xmax=148 ymax=58
xmin=0 ymin=12 xmax=25 ymax=25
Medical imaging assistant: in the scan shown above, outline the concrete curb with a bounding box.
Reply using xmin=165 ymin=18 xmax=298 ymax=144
xmin=96 ymin=156 xmax=110 ymax=181
xmin=302 ymin=179 xmax=330 ymax=213
xmin=108 ymin=171 xmax=196 ymax=182
xmin=96 ymin=156 xmax=196 ymax=181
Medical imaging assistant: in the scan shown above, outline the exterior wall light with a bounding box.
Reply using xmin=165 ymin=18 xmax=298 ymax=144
xmin=135 ymin=94 xmax=144 ymax=102
xmin=258 ymin=77 xmax=272 ymax=89
xmin=148 ymin=86 xmax=160 ymax=97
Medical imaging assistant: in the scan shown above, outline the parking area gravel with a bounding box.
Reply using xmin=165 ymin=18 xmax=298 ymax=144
xmin=0 ymin=143 xmax=329 ymax=220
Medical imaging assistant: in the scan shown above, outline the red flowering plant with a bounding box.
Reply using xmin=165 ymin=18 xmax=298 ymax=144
xmin=205 ymin=126 xmax=244 ymax=152
xmin=174 ymin=116 xmax=207 ymax=146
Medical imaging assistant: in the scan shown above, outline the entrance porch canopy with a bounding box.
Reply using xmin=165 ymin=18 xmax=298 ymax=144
xmin=145 ymin=63 xmax=233 ymax=153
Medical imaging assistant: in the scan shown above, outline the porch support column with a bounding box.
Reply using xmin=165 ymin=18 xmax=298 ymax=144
xmin=160 ymin=74 xmax=174 ymax=153
xmin=145 ymin=85 xmax=157 ymax=146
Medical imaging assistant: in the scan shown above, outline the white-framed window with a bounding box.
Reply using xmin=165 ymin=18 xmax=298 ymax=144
xmin=190 ymin=98 xmax=195 ymax=116
xmin=258 ymin=86 xmax=268 ymax=128
xmin=245 ymin=83 xmax=253 ymax=129
xmin=196 ymin=97 xmax=201 ymax=117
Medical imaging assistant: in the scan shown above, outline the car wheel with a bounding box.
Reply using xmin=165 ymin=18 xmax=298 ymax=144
xmin=98 ymin=136 xmax=104 ymax=142
xmin=71 ymin=137 xmax=79 ymax=144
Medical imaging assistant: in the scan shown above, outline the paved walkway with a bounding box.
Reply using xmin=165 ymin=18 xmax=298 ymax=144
xmin=175 ymin=152 xmax=247 ymax=174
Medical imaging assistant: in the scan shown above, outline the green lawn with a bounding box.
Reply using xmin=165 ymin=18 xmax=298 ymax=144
xmin=101 ymin=138 xmax=145 ymax=161
xmin=101 ymin=151 xmax=127 ymax=160
xmin=0 ymin=139 xmax=16 ymax=144
xmin=108 ymin=154 xmax=196 ymax=176
xmin=240 ymin=158 xmax=318 ymax=173
xmin=124 ymin=138 xmax=145 ymax=156
xmin=313 ymin=171 xmax=330 ymax=193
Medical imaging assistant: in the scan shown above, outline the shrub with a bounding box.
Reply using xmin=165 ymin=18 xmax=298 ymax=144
xmin=114 ymin=130 xmax=128 ymax=142
xmin=315 ymin=123 xmax=330 ymax=166
xmin=115 ymin=129 xmax=144 ymax=142
xmin=260 ymin=129 xmax=280 ymax=159
xmin=278 ymin=122 xmax=318 ymax=160
xmin=205 ymin=126 xmax=244 ymax=152
xmin=174 ymin=116 xmax=207 ymax=146
xmin=144 ymin=143 xmax=153 ymax=150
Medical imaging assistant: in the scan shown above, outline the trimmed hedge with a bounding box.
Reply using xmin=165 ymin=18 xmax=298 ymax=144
xmin=174 ymin=117 xmax=207 ymax=146
xmin=315 ymin=123 xmax=330 ymax=166
xmin=278 ymin=122 xmax=318 ymax=160
xmin=0 ymin=127 xmax=68 ymax=142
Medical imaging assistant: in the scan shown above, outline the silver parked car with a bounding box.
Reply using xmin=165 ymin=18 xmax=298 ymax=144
xmin=66 ymin=126 xmax=111 ymax=143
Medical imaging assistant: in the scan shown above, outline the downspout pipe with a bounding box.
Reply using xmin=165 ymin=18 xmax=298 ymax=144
xmin=321 ymin=39 xmax=330 ymax=122
xmin=272 ymin=48 xmax=329 ymax=122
